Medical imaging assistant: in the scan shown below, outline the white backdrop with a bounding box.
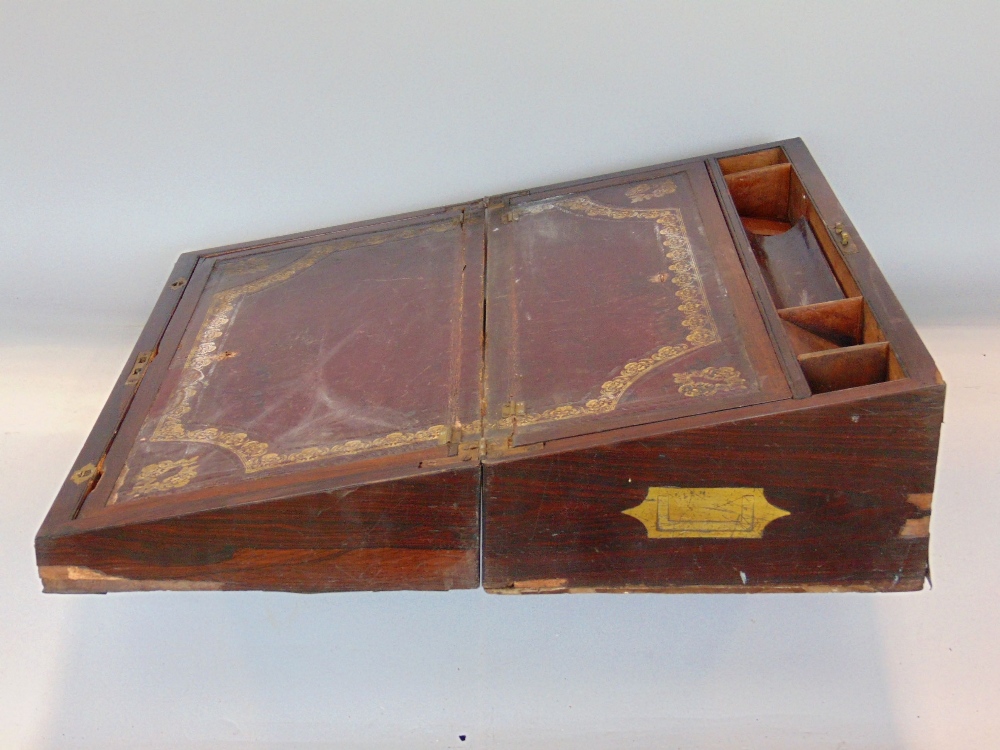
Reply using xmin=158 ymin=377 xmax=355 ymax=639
xmin=2 ymin=2 xmax=998 ymax=748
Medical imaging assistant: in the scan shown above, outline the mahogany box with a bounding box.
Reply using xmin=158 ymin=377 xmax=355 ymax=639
xmin=36 ymin=139 xmax=944 ymax=594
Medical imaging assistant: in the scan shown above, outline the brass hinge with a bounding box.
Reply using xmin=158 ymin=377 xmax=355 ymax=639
xmin=124 ymin=350 xmax=155 ymax=386
xmin=456 ymin=441 xmax=479 ymax=461
xmin=501 ymin=400 xmax=526 ymax=418
xmin=437 ymin=426 xmax=480 ymax=461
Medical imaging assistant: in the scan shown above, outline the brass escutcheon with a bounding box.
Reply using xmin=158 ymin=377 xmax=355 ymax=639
xmin=70 ymin=463 xmax=98 ymax=485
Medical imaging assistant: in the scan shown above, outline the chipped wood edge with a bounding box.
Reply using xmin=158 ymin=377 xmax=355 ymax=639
xmin=38 ymin=565 xmax=224 ymax=594
xmin=511 ymin=577 xmax=568 ymax=590
xmin=899 ymin=517 xmax=931 ymax=538
xmin=899 ymin=493 xmax=932 ymax=538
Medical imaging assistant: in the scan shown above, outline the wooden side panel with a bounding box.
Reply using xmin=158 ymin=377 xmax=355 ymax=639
xmin=37 ymin=467 xmax=480 ymax=593
xmin=483 ymin=387 xmax=943 ymax=593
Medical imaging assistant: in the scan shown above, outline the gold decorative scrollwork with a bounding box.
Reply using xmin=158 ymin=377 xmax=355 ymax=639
xmin=674 ymin=366 xmax=748 ymax=398
xmin=626 ymin=179 xmax=677 ymax=203
xmin=131 ymin=457 xmax=200 ymax=498
xmin=497 ymin=195 xmax=720 ymax=428
xmin=124 ymin=221 xmax=464 ymax=498
xmin=153 ymin=418 xmax=449 ymax=474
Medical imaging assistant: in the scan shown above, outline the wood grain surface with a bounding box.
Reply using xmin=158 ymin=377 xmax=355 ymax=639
xmin=39 ymin=468 xmax=480 ymax=593
xmin=483 ymin=387 xmax=943 ymax=592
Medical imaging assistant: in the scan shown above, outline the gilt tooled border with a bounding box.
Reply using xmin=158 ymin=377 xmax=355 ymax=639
xmin=145 ymin=220 xmax=465 ymax=478
xmin=496 ymin=195 xmax=720 ymax=428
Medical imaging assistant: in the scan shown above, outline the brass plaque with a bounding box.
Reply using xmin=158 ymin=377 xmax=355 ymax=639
xmin=623 ymin=487 xmax=789 ymax=539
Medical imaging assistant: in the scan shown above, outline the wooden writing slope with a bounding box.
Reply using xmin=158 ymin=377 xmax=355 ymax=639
xmin=36 ymin=139 xmax=944 ymax=594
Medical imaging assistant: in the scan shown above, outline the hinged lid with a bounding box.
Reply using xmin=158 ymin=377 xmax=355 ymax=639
xmin=76 ymin=205 xmax=485 ymax=519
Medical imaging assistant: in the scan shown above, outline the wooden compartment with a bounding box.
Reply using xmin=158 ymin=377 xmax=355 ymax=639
xmin=750 ymin=217 xmax=845 ymax=309
xmin=717 ymin=148 xmax=905 ymax=395
xmin=718 ymin=147 xmax=788 ymax=176
xmin=777 ymin=297 xmax=905 ymax=392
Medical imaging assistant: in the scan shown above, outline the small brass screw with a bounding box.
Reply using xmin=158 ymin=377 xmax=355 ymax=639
xmin=833 ymin=223 xmax=851 ymax=247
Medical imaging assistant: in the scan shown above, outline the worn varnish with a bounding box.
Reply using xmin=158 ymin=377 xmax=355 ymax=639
xmin=36 ymin=139 xmax=944 ymax=593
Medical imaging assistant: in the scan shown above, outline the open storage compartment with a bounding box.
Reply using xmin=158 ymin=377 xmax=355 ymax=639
xmin=717 ymin=148 xmax=905 ymax=394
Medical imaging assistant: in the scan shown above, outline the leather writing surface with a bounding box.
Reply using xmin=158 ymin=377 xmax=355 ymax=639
xmin=102 ymin=215 xmax=483 ymax=507
xmin=484 ymin=164 xmax=789 ymax=447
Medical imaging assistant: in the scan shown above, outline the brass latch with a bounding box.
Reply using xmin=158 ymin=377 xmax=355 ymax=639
xmin=833 ymin=223 xmax=854 ymax=251
xmin=502 ymin=400 xmax=526 ymax=418
xmin=125 ymin=350 xmax=155 ymax=386
xmin=70 ymin=462 xmax=98 ymax=485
